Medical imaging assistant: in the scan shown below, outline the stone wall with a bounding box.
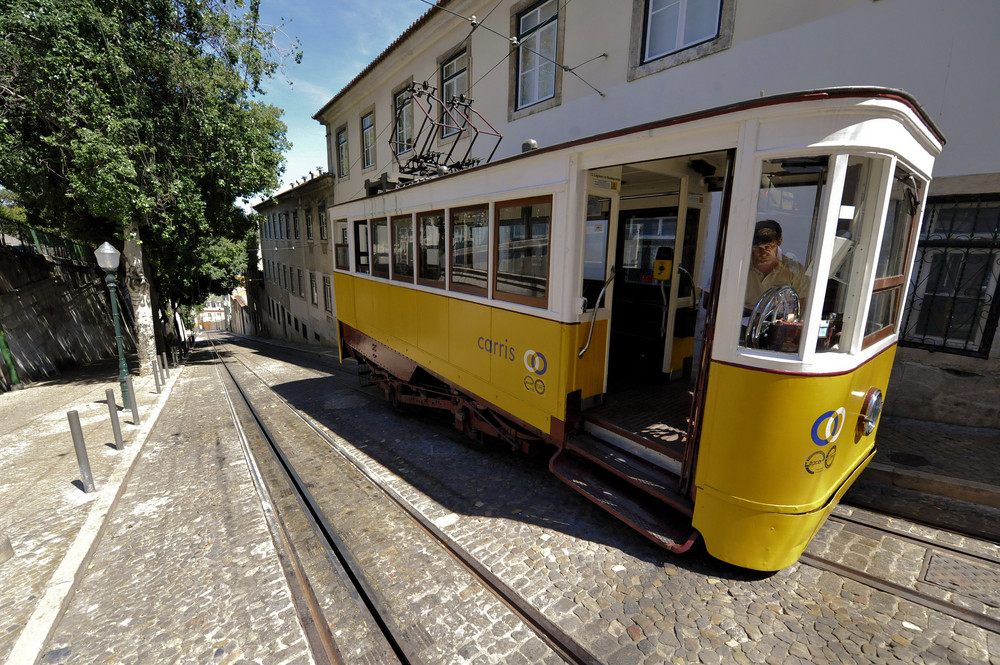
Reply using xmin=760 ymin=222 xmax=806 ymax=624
xmin=0 ymin=247 xmax=134 ymax=392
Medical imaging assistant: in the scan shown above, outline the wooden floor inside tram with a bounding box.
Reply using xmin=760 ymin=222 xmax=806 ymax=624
xmin=583 ymin=380 xmax=693 ymax=462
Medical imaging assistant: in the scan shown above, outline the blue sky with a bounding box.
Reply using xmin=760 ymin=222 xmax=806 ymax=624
xmin=251 ymin=0 xmax=433 ymax=200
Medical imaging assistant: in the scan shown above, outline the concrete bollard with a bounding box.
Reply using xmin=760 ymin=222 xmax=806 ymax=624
xmin=152 ymin=359 xmax=161 ymax=394
xmin=68 ymin=411 xmax=96 ymax=493
xmin=0 ymin=531 xmax=13 ymax=566
xmin=105 ymin=389 xmax=124 ymax=451
xmin=161 ymin=352 xmax=170 ymax=379
xmin=125 ymin=375 xmax=141 ymax=426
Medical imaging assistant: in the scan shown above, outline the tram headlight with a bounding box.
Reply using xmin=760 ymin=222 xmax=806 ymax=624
xmin=858 ymin=388 xmax=884 ymax=437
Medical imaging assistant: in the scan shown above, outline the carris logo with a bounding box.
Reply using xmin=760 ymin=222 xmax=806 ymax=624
xmin=523 ymin=350 xmax=547 ymax=375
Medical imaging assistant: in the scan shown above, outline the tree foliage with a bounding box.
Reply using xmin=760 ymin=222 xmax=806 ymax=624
xmin=0 ymin=0 xmax=297 ymax=306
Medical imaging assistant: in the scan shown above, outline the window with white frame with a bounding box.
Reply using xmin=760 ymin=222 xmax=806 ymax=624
xmin=441 ymin=50 xmax=467 ymax=137
xmin=393 ymin=89 xmax=413 ymax=155
xmin=516 ymin=0 xmax=558 ymax=110
xmin=361 ymin=112 xmax=375 ymax=169
xmin=323 ymin=275 xmax=333 ymax=312
xmin=643 ymin=0 xmax=722 ymax=63
xmin=336 ymin=128 xmax=349 ymax=178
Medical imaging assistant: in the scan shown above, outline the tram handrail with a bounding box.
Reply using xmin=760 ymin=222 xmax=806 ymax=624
xmin=578 ymin=267 xmax=615 ymax=358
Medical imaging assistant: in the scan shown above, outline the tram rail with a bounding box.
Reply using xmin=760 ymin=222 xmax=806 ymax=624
xmin=801 ymin=511 xmax=1000 ymax=634
xmin=208 ymin=336 xmax=602 ymax=665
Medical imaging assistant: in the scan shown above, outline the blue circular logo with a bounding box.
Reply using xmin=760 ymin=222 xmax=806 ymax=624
xmin=523 ymin=350 xmax=547 ymax=375
xmin=811 ymin=408 xmax=846 ymax=446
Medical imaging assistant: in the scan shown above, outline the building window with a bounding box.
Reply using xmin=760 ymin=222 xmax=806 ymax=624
xmin=393 ymin=89 xmax=413 ymax=155
xmin=495 ymin=196 xmax=551 ymax=307
xmin=441 ymin=50 xmax=468 ymax=137
xmin=306 ymin=209 xmax=314 ymax=240
xmin=643 ymin=0 xmax=722 ymax=63
xmin=418 ymin=210 xmax=447 ymax=288
xmin=629 ymin=0 xmax=734 ymax=80
xmin=371 ymin=218 xmax=390 ymax=278
xmin=293 ymin=211 xmax=300 ymax=240
xmin=336 ymin=128 xmax=349 ymax=178
xmin=283 ymin=264 xmax=288 ymax=290
xmin=354 ymin=220 xmax=370 ymax=274
xmin=450 ymin=205 xmax=490 ymax=297
xmin=334 ymin=219 xmax=350 ymax=270
xmin=323 ymin=275 xmax=333 ymax=313
xmin=297 ymin=268 xmax=304 ymax=297
xmin=361 ymin=112 xmax=375 ymax=169
xmin=902 ymin=194 xmax=1000 ymax=357
xmin=391 ymin=215 xmax=415 ymax=283
xmin=284 ymin=213 xmax=291 ymax=239
xmin=318 ymin=203 xmax=328 ymax=240
xmin=310 ymin=272 xmax=318 ymax=306
xmin=515 ymin=0 xmax=559 ymax=110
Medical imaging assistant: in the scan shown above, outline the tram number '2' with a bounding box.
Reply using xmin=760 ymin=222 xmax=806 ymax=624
xmin=805 ymin=407 xmax=846 ymax=474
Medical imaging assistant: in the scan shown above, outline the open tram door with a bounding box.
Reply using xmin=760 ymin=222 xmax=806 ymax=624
xmin=578 ymin=152 xmax=732 ymax=468
xmin=556 ymin=150 xmax=734 ymax=552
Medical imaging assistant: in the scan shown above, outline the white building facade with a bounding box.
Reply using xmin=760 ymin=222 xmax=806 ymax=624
xmin=254 ymin=0 xmax=999 ymax=425
xmin=254 ymin=174 xmax=337 ymax=346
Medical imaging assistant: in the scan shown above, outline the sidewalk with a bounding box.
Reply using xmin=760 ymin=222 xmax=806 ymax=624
xmin=0 ymin=355 xmax=182 ymax=664
xmin=847 ymin=414 xmax=1000 ymax=541
xmin=0 ymin=342 xmax=313 ymax=665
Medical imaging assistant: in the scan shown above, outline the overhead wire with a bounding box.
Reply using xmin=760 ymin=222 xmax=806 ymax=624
xmin=338 ymin=0 xmax=606 ymax=201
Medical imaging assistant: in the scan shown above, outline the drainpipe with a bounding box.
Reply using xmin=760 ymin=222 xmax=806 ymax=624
xmin=0 ymin=322 xmax=22 ymax=389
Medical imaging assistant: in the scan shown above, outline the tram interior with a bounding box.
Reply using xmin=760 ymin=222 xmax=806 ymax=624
xmin=584 ymin=151 xmax=730 ymax=461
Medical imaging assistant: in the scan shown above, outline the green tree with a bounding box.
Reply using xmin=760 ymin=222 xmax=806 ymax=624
xmin=0 ymin=0 xmax=297 ymax=367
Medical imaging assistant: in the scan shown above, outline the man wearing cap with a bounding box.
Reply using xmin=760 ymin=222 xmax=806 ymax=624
xmin=744 ymin=219 xmax=809 ymax=310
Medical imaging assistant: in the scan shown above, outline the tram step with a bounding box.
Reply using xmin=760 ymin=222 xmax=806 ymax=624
xmin=565 ymin=434 xmax=693 ymax=516
xmin=549 ymin=447 xmax=699 ymax=553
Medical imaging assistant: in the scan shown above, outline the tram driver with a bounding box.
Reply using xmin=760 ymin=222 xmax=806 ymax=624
xmin=744 ymin=219 xmax=809 ymax=311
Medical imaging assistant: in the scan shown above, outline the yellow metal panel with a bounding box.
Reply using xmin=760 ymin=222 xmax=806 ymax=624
xmin=693 ymin=445 xmax=874 ymax=571
xmin=415 ymin=291 xmax=450 ymax=361
xmin=573 ymin=320 xmax=608 ymax=400
xmin=448 ymin=299 xmax=492 ymax=381
xmin=333 ymin=273 xmax=357 ymax=327
xmin=490 ymin=308 xmax=564 ymax=417
xmin=695 ymin=348 xmax=894 ymax=513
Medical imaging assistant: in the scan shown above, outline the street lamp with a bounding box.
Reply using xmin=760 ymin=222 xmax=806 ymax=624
xmin=94 ymin=242 xmax=130 ymax=409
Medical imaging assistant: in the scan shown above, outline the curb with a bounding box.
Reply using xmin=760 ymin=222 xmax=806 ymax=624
xmin=863 ymin=462 xmax=1000 ymax=509
xmin=3 ymin=365 xmax=183 ymax=665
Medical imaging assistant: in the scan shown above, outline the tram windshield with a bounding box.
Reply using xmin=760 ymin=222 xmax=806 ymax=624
xmin=741 ymin=157 xmax=827 ymax=355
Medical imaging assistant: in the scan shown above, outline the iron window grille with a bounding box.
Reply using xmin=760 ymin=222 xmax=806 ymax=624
xmin=901 ymin=194 xmax=1000 ymax=357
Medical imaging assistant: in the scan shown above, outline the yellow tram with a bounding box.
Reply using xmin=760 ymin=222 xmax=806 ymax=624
xmin=330 ymin=89 xmax=943 ymax=570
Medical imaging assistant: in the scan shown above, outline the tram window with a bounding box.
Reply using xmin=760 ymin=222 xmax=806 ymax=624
xmin=495 ymin=197 xmax=551 ymax=307
xmin=354 ymin=220 xmax=370 ymax=274
xmin=864 ymin=166 xmax=920 ymax=346
xmin=582 ymin=195 xmax=611 ymax=309
xmin=450 ymin=205 xmax=489 ymax=296
xmin=621 ymin=215 xmax=677 ymax=285
xmin=418 ymin=210 xmax=446 ymax=288
xmin=334 ymin=220 xmax=350 ymax=270
xmin=391 ymin=215 xmax=415 ymax=283
xmin=813 ymin=157 xmax=886 ymax=353
xmin=371 ymin=218 xmax=389 ymax=278
xmin=742 ymin=157 xmax=828 ymax=354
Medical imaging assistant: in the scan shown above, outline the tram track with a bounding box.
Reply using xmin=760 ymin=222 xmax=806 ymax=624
xmin=208 ymin=336 xmax=602 ymax=665
xmin=211 ymin=333 xmax=1000 ymax=647
xmin=801 ymin=512 xmax=1000 ymax=634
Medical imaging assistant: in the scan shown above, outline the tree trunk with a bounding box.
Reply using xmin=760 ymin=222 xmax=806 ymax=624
xmin=123 ymin=223 xmax=157 ymax=376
